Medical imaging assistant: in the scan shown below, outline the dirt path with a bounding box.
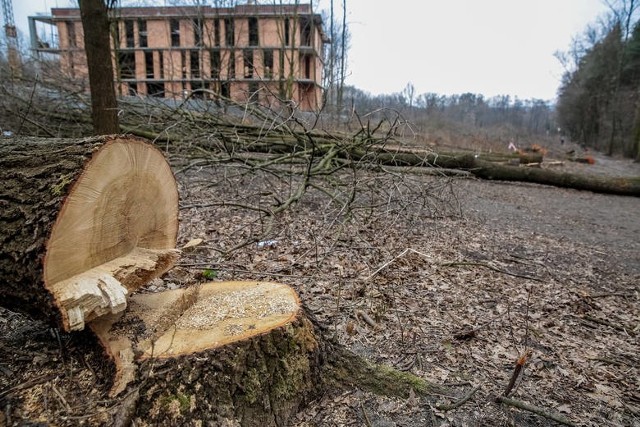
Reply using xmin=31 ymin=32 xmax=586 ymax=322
xmin=457 ymin=179 xmax=640 ymax=274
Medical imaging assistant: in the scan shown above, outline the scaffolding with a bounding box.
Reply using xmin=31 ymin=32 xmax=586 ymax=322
xmin=1 ymin=0 xmax=21 ymax=77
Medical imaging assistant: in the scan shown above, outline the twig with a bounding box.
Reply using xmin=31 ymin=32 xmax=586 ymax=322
xmin=440 ymin=261 xmax=543 ymax=282
xmin=0 ymin=374 xmax=57 ymax=399
xmin=435 ymin=386 xmax=480 ymax=411
xmin=51 ymin=383 xmax=72 ymax=412
xmin=112 ymin=388 xmax=140 ymax=427
xmin=503 ymin=350 xmax=532 ymax=397
xmin=582 ymin=315 xmax=633 ymax=334
xmin=356 ymin=310 xmax=378 ymax=329
xmin=496 ymin=396 xmax=576 ymax=427
xmin=365 ymin=248 xmax=432 ymax=280
xmin=360 ymin=402 xmax=373 ymax=427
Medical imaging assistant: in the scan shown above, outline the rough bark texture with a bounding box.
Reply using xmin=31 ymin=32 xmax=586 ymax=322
xmin=1 ymin=136 xmax=108 ymax=324
xmin=79 ymin=0 xmax=119 ymax=135
xmin=0 ymin=135 xmax=178 ymax=329
xmin=365 ymin=151 xmax=640 ymax=196
xmin=129 ymin=315 xmax=323 ymax=426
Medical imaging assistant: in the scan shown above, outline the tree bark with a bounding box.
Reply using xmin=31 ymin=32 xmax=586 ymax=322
xmin=92 ymin=281 xmax=323 ymax=426
xmin=0 ymin=135 xmax=179 ymax=331
xmin=358 ymin=150 xmax=640 ymax=197
xmin=79 ymin=0 xmax=120 ymax=135
xmin=90 ymin=280 xmax=448 ymax=426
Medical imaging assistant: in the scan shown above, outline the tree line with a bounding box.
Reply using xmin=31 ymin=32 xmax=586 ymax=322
xmin=340 ymin=85 xmax=555 ymax=138
xmin=556 ymin=0 xmax=640 ymax=160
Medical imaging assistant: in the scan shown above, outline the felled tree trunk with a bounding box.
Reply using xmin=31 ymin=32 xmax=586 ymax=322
xmin=363 ymin=150 xmax=640 ymax=197
xmin=0 ymin=135 xmax=180 ymax=331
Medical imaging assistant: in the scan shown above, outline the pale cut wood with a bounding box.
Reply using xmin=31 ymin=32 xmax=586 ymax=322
xmin=0 ymin=135 xmax=180 ymax=331
xmin=92 ymin=281 xmax=301 ymax=396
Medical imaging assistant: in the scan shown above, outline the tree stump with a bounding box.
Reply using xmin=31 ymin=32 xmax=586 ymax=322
xmin=0 ymin=135 xmax=180 ymax=331
xmin=92 ymin=281 xmax=323 ymax=426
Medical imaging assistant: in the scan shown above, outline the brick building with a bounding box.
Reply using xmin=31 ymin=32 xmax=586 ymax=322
xmin=29 ymin=3 xmax=327 ymax=111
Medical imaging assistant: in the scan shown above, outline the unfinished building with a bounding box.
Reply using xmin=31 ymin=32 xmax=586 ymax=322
xmin=29 ymin=3 xmax=327 ymax=111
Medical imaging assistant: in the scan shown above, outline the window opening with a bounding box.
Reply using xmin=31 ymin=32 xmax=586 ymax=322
xmin=138 ymin=19 xmax=147 ymax=48
xmin=243 ymin=49 xmax=254 ymax=78
xmin=125 ymin=20 xmax=134 ymax=48
xmin=224 ymin=18 xmax=235 ymax=46
xmin=248 ymin=17 xmax=259 ymax=46
xmin=171 ymin=19 xmax=180 ymax=47
xmin=263 ymin=49 xmax=273 ymax=78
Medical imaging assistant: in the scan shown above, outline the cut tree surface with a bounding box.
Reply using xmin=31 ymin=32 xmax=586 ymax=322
xmin=92 ymin=281 xmax=321 ymax=426
xmin=0 ymin=135 xmax=179 ymax=331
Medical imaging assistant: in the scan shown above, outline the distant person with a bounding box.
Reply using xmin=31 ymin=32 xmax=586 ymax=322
xmin=560 ymin=137 xmax=565 ymax=145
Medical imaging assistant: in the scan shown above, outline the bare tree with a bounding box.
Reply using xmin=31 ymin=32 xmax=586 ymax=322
xmin=79 ymin=0 xmax=119 ymax=134
xmin=605 ymin=0 xmax=640 ymax=154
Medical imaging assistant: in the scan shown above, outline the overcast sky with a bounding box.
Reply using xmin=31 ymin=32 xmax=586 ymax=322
xmin=12 ymin=0 xmax=609 ymax=101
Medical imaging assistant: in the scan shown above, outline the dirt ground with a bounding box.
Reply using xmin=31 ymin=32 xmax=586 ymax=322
xmin=1 ymin=148 xmax=638 ymax=426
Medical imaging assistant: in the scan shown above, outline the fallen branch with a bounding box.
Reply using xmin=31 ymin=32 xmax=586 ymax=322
xmin=440 ymin=261 xmax=543 ymax=282
xmin=356 ymin=310 xmax=379 ymax=330
xmin=502 ymin=350 xmax=532 ymax=397
xmin=435 ymin=386 xmax=480 ymax=411
xmin=496 ymin=396 xmax=576 ymax=427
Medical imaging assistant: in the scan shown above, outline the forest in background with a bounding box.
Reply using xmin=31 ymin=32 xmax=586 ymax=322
xmin=1 ymin=1 xmax=640 ymax=160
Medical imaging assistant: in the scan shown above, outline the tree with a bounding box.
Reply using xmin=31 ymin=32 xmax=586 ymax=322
xmin=556 ymin=1 xmax=640 ymax=158
xmin=79 ymin=0 xmax=120 ymax=134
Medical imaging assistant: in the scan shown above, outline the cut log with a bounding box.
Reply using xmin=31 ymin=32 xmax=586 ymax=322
xmin=356 ymin=150 xmax=640 ymax=197
xmin=0 ymin=135 xmax=180 ymax=331
xmin=92 ymin=281 xmax=323 ymax=426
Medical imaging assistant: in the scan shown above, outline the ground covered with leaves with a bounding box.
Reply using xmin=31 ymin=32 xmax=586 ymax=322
xmin=1 ymin=145 xmax=638 ymax=426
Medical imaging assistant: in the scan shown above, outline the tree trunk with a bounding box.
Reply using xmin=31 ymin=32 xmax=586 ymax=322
xmin=79 ymin=0 xmax=120 ymax=135
xmin=0 ymin=135 xmax=179 ymax=331
xmin=91 ymin=281 xmax=324 ymax=426
xmin=358 ymin=150 xmax=640 ymax=197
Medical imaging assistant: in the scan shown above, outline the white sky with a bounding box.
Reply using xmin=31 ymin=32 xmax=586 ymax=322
xmin=12 ymin=0 xmax=610 ymax=101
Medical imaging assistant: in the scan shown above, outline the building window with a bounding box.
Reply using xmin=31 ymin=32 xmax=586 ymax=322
xmin=284 ymin=18 xmax=290 ymax=46
xmin=181 ymin=51 xmax=187 ymax=78
xmin=224 ymin=18 xmax=234 ymax=46
xmin=221 ymin=81 xmax=230 ymax=98
xmin=127 ymin=81 xmax=137 ymax=96
xmin=301 ymin=18 xmax=311 ymax=46
xmin=171 ymin=19 xmax=180 ymax=47
xmin=263 ymin=49 xmax=273 ymax=78
xmin=125 ymin=20 xmax=135 ymax=48
xmin=214 ymin=20 xmax=220 ymax=46
xmin=248 ymin=17 xmax=259 ymax=46
xmin=138 ymin=19 xmax=147 ymax=48
xmin=158 ymin=51 xmax=164 ymax=78
xmin=243 ymin=49 xmax=253 ymax=79
xmin=228 ymin=50 xmax=235 ymax=79
xmin=248 ymin=81 xmax=259 ymax=100
xmin=190 ymin=50 xmax=201 ymax=78
xmin=194 ymin=18 xmax=203 ymax=47
xmin=303 ymin=54 xmax=311 ymax=79
xmin=210 ymin=50 xmax=221 ymax=79
xmin=191 ymin=80 xmax=205 ymax=99
xmin=147 ymin=81 xmax=164 ymax=97
xmin=118 ymin=52 xmax=136 ymax=79
xmin=67 ymin=22 xmax=76 ymax=47
xmin=145 ymin=51 xmax=154 ymax=78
